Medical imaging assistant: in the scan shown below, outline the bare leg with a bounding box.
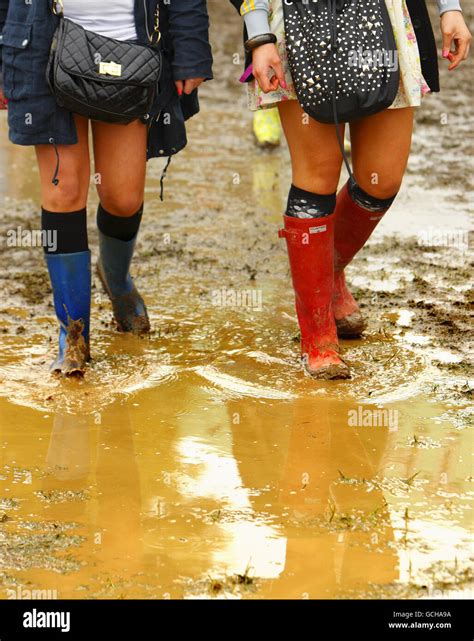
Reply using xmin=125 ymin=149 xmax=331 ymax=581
xmin=35 ymin=115 xmax=91 ymax=212
xmin=91 ymin=119 xmax=150 ymax=335
xmin=350 ymin=107 xmax=414 ymax=198
xmin=91 ymin=119 xmax=147 ymax=217
xmin=332 ymin=108 xmax=414 ymax=335
xmin=278 ymin=101 xmax=344 ymax=194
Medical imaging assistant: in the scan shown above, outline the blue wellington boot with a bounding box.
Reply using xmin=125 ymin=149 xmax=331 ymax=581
xmin=45 ymin=251 xmax=91 ymax=377
xmin=97 ymin=231 xmax=150 ymax=335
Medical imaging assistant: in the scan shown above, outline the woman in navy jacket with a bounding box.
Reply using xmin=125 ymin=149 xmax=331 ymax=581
xmin=0 ymin=0 xmax=213 ymax=376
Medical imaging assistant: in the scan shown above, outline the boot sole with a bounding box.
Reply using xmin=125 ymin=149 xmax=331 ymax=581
xmin=51 ymin=351 xmax=90 ymax=378
xmin=51 ymin=362 xmax=87 ymax=378
xmin=52 ymin=367 xmax=85 ymax=378
xmin=335 ymin=312 xmax=367 ymax=338
xmin=305 ymin=362 xmax=351 ymax=380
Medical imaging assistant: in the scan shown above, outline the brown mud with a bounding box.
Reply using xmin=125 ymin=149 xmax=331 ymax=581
xmin=0 ymin=3 xmax=472 ymax=599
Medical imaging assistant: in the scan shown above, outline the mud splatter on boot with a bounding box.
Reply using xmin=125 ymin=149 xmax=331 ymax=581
xmin=51 ymin=313 xmax=90 ymax=377
xmin=333 ymin=271 xmax=367 ymax=338
xmin=45 ymin=251 xmax=92 ymax=378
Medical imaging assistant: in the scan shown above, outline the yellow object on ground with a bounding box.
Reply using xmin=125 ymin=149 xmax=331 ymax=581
xmin=344 ymin=130 xmax=352 ymax=154
xmin=253 ymin=108 xmax=282 ymax=148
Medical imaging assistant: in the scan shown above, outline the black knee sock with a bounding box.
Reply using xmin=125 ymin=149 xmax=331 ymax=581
xmin=348 ymin=181 xmax=397 ymax=213
xmin=41 ymin=207 xmax=89 ymax=254
xmin=286 ymin=185 xmax=336 ymax=219
xmin=96 ymin=204 xmax=143 ymax=242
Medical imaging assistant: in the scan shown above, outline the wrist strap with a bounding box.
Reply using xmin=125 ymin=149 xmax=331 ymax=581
xmin=244 ymin=33 xmax=277 ymax=54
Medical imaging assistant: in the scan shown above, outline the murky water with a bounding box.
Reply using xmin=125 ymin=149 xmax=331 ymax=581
xmin=0 ymin=3 xmax=472 ymax=600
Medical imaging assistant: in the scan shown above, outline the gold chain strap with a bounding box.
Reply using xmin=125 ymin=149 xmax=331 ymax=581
xmin=52 ymin=0 xmax=64 ymax=17
xmin=151 ymin=4 xmax=161 ymax=44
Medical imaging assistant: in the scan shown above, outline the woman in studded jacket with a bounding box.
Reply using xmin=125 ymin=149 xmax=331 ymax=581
xmin=230 ymin=0 xmax=470 ymax=379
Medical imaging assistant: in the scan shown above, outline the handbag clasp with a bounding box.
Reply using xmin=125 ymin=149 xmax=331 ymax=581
xmin=99 ymin=61 xmax=122 ymax=77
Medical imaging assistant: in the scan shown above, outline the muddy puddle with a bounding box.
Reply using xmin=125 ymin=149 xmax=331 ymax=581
xmin=0 ymin=2 xmax=472 ymax=600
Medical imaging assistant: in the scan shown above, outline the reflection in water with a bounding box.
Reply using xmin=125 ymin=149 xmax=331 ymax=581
xmin=226 ymin=397 xmax=398 ymax=598
xmin=30 ymin=405 xmax=145 ymax=598
xmin=1 ymin=380 xmax=470 ymax=599
xmin=46 ymin=414 xmax=90 ymax=481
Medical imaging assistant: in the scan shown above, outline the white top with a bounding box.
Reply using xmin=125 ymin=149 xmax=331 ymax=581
xmin=63 ymin=0 xmax=138 ymax=41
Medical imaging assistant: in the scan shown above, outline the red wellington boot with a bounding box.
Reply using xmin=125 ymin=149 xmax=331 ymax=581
xmin=279 ymin=213 xmax=350 ymax=380
xmin=333 ymin=182 xmax=389 ymax=337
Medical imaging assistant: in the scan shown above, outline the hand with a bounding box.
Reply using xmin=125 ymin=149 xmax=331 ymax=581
xmin=174 ymin=78 xmax=205 ymax=96
xmin=441 ymin=11 xmax=472 ymax=70
xmin=252 ymin=43 xmax=287 ymax=94
xmin=0 ymin=87 xmax=7 ymax=110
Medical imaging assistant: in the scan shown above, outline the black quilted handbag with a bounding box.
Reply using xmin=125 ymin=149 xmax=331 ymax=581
xmin=283 ymin=0 xmax=400 ymax=125
xmin=46 ymin=1 xmax=162 ymax=124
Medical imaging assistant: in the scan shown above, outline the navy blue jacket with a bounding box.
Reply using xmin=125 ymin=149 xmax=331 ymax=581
xmin=0 ymin=0 xmax=213 ymax=158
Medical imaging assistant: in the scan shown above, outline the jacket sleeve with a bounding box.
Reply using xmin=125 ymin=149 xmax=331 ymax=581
xmin=240 ymin=2 xmax=270 ymax=39
xmin=228 ymin=1 xmax=270 ymax=39
xmin=167 ymin=0 xmax=213 ymax=81
xmin=436 ymin=0 xmax=462 ymax=14
xmin=240 ymin=1 xmax=269 ymax=14
xmin=0 ymin=0 xmax=8 ymax=31
xmin=0 ymin=0 xmax=9 ymax=81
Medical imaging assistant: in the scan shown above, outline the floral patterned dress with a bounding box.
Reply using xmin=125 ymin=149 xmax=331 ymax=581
xmin=248 ymin=0 xmax=431 ymax=111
